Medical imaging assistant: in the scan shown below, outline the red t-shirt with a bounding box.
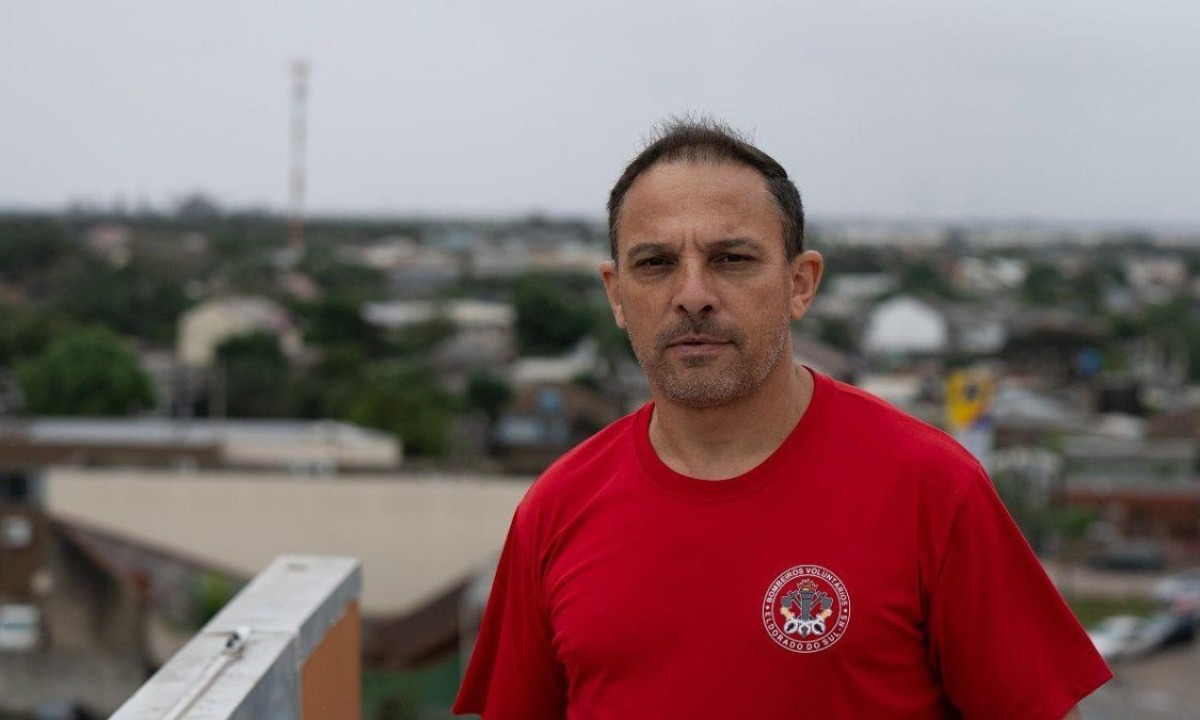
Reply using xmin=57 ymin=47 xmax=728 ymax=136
xmin=455 ymin=372 xmax=1111 ymax=719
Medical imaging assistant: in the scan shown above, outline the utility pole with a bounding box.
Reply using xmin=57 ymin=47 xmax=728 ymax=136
xmin=288 ymin=58 xmax=309 ymax=263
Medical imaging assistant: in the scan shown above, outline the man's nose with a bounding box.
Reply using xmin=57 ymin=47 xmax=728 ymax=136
xmin=674 ymin=262 xmax=717 ymax=316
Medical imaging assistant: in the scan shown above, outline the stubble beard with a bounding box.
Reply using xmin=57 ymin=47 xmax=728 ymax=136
xmin=630 ymin=314 xmax=791 ymax=409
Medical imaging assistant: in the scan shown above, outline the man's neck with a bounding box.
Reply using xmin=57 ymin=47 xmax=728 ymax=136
xmin=648 ymin=363 xmax=814 ymax=480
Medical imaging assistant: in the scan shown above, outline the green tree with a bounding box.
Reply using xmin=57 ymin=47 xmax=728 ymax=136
xmin=1135 ymin=298 xmax=1200 ymax=381
xmin=513 ymin=274 xmax=595 ymax=355
xmin=465 ymin=372 xmax=512 ymax=423
xmin=48 ymin=254 xmax=188 ymax=343
xmin=295 ymin=297 xmax=383 ymax=353
xmin=899 ymin=259 xmax=955 ymax=299
xmin=1021 ymin=262 xmax=1065 ymax=307
xmin=299 ymin=244 xmax=388 ymax=300
xmin=192 ymin=572 xmax=239 ymax=627
xmin=214 ymin=331 xmax=289 ymax=417
xmin=287 ymin=344 xmax=367 ymax=419
xmin=0 ymin=303 xmax=72 ymax=367
xmin=391 ymin=312 xmax=456 ymax=357
xmin=346 ymin=364 xmax=454 ymax=457
xmin=0 ymin=219 xmax=74 ymax=281
xmin=16 ymin=325 xmax=155 ymax=415
xmin=815 ymin=317 xmax=854 ymax=352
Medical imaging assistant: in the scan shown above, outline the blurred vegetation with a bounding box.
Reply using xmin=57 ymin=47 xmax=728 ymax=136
xmin=1021 ymin=261 xmax=1066 ymax=307
xmin=346 ymin=363 xmax=456 ymax=457
xmin=0 ymin=219 xmax=74 ymax=282
xmin=465 ymin=372 xmax=512 ymax=425
xmin=362 ymin=655 xmax=460 ymax=720
xmin=294 ymin=296 xmax=386 ymax=352
xmin=17 ymin=325 xmax=155 ymax=415
xmin=513 ymin=273 xmax=597 ymax=355
xmin=215 ymin=331 xmax=290 ymax=418
xmin=51 ymin=255 xmax=189 ymax=343
xmin=900 ymin=258 xmax=957 ymax=300
xmin=193 ymin=572 xmax=240 ymax=627
xmin=0 ymin=302 xmax=71 ymax=367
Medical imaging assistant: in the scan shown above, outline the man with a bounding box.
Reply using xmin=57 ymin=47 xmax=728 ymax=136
xmin=454 ymin=119 xmax=1110 ymax=719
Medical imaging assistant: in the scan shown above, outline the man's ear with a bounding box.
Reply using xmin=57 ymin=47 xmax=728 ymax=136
xmin=599 ymin=260 xmax=627 ymax=329
xmin=789 ymin=250 xmax=824 ymax=320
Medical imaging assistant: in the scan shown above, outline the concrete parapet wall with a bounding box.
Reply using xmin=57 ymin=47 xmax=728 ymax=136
xmin=112 ymin=554 xmax=361 ymax=720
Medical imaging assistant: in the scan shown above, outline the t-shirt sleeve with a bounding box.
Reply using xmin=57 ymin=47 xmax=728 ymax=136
xmin=453 ymin=503 xmax=568 ymax=719
xmin=927 ymin=463 xmax=1112 ymax=720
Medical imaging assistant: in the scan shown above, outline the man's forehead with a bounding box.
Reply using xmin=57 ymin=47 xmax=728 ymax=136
xmin=616 ymin=160 xmax=781 ymax=244
xmin=625 ymin=159 xmax=770 ymax=199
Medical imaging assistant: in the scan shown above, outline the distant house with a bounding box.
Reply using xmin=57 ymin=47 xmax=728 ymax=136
xmin=176 ymin=296 xmax=303 ymax=368
xmin=815 ymin=272 xmax=896 ymax=320
xmin=363 ymin=299 xmax=516 ymax=389
xmin=472 ymin=238 xmax=608 ymax=279
xmin=487 ymin=338 xmax=623 ymax=472
xmin=83 ymin=223 xmax=133 ymax=268
xmin=493 ymin=381 xmax=623 ymax=474
xmin=1125 ymin=255 xmax=1188 ymax=305
xmin=370 ymin=241 xmax=465 ymax=298
xmin=1147 ymin=405 xmax=1200 ymax=444
xmin=991 ymin=386 xmax=1087 ymax=447
xmin=860 ymin=295 xmax=949 ymax=359
xmin=363 ymin=299 xmax=514 ymax=345
xmin=1000 ymin=310 xmax=1107 ymax=380
xmin=1060 ymin=435 xmax=1200 ymax=563
xmin=340 ymin=235 xmax=422 ymax=270
xmin=829 ymin=272 xmax=896 ymax=303
xmin=952 ymin=256 xmax=1027 ymax=296
xmin=942 ymin=302 xmax=1009 ymax=356
xmin=511 ymin=337 xmax=599 ymax=386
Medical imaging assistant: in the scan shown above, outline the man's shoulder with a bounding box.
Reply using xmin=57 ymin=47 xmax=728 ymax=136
xmin=820 ymin=374 xmax=983 ymax=478
xmin=518 ymin=405 xmax=644 ymax=517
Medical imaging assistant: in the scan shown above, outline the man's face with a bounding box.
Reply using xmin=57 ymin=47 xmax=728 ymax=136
xmin=600 ymin=160 xmax=822 ymax=409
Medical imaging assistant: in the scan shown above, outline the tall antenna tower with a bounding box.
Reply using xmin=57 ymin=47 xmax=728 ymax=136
xmin=288 ymin=58 xmax=310 ymax=260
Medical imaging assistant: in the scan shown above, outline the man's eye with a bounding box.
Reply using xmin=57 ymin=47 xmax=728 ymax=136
xmin=635 ymin=257 xmax=670 ymax=268
xmin=716 ymin=254 xmax=750 ymax=264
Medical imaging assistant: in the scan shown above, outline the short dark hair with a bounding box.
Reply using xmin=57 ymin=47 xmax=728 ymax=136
xmin=606 ymin=116 xmax=805 ymax=261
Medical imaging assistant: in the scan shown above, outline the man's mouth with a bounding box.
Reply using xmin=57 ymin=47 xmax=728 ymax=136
xmin=667 ymin=335 xmax=731 ymax=352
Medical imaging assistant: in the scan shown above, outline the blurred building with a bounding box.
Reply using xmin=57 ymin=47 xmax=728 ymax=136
xmin=860 ymin=295 xmax=949 ymax=360
xmin=176 ymin=295 xmax=303 ymax=368
xmin=83 ymin=223 xmax=133 ymax=267
xmin=1061 ymin=436 xmax=1200 ymax=565
xmin=0 ymin=417 xmax=401 ymax=472
xmin=493 ymin=381 xmax=623 ymax=474
xmin=0 ymin=504 xmax=147 ymax=717
xmin=363 ymin=299 xmax=516 ymax=390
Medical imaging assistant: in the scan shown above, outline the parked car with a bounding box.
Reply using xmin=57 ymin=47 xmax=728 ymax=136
xmin=1087 ymin=615 xmax=1148 ymax=661
xmin=1136 ymin=610 xmax=1195 ymax=651
xmin=1153 ymin=568 xmax=1200 ymax=616
xmin=0 ymin=603 xmax=41 ymax=652
xmin=1088 ymin=611 xmax=1196 ymax=662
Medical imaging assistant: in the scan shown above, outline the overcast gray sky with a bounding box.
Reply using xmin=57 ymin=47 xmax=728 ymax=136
xmin=2 ymin=1 xmax=1198 ymax=225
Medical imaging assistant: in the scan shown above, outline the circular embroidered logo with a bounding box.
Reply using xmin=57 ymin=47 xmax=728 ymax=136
xmin=762 ymin=564 xmax=851 ymax=653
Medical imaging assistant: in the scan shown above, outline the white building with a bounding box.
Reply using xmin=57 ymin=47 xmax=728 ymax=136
xmin=861 ymin=296 xmax=949 ymax=357
xmin=176 ymin=296 xmax=303 ymax=368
